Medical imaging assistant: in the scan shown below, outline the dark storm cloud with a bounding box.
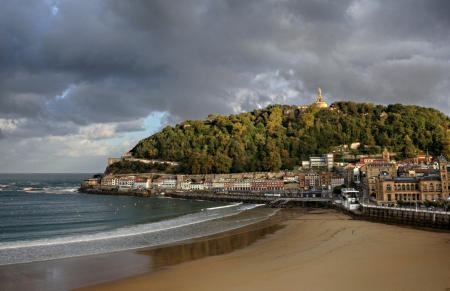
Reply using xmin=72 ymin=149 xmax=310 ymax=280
xmin=0 ymin=0 xmax=449 ymax=140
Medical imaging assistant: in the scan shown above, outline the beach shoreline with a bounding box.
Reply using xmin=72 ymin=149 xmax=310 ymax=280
xmin=0 ymin=206 xmax=288 ymax=291
xmin=80 ymin=209 xmax=450 ymax=291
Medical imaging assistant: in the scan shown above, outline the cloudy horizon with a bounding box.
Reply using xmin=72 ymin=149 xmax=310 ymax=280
xmin=1 ymin=0 xmax=449 ymax=173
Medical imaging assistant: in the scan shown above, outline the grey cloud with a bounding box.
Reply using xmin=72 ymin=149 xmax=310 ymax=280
xmin=0 ymin=0 xmax=449 ymax=172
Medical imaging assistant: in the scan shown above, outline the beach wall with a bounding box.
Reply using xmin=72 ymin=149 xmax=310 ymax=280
xmin=359 ymin=205 xmax=450 ymax=229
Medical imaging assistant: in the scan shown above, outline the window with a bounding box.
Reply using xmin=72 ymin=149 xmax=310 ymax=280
xmin=406 ymin=185 xmax=410 ymax=191
xmin=430 ymin=184 xmax=434 ymax=191
xmin=387 ymin=194 xmax=391 ymax=201
xmin=402 ymin=185 xmax=405 ymax=190
xmin=417 ymin=194 xmax=420 ymax=200
xmin=395 ymin=194 xmax=398 ymax=200
xmin=423 ymin=185 xmax=427 ymax=191
xmin=386 ymin=185 xmax=392 ymax=191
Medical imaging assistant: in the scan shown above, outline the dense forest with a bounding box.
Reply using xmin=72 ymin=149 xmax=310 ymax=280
xmin=105 ymin=160 xmax=176 ymax=175
xmin=129 ymin=102 xmax=450 ymax=174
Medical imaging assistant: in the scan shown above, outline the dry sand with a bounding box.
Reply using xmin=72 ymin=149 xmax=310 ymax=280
xmin=80 ymin=210 xmax=450 ymax=291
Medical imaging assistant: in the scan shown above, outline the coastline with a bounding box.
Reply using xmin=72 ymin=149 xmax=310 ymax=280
xmin=80 ymin=209 xmax=450 ymax=291
xmin=0 ymin=205 xmax=286 ymax=291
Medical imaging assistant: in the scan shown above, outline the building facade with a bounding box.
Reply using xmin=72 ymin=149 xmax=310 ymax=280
xmin=374 ymin=156 xmax=449 ymax=205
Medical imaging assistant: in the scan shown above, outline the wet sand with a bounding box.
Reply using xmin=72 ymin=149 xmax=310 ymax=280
xmin=81 ymin=209 xmax=450 ymax=291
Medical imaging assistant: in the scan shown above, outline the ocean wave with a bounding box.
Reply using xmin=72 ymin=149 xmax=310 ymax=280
xmin=0 ymin=203 xmax=259 ymax=251
xmin=206 ymin=202 xmax=243 ymax=211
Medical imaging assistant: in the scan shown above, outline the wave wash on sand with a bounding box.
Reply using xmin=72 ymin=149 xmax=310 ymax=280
xmin=0 ymin=203 xmax=274 ymax=265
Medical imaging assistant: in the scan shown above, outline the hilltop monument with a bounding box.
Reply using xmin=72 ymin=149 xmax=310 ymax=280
xmin=298 ymin=88 xmax=329 ymax=110
xmin=313 ymin=88 xmax=328 ymax=108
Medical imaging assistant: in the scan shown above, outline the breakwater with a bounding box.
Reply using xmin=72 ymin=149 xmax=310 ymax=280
xmin=78 ymin=187 xmax=152 ymax=197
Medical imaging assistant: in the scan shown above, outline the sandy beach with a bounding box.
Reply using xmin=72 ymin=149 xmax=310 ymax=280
xmin=80 ymin=209 xmax=450 ymax=291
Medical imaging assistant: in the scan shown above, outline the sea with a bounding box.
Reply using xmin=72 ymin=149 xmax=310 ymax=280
xmin=0 ymin=173 xmax=276 ymax=266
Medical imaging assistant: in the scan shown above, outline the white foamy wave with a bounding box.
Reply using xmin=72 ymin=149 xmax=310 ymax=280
xmin=42 ymin=187 xmax=79 ymax=194
xmin=239 ymin=204 xmax=266 ymax=210
xmin=206 ymin=202 xmax=243 ymax=211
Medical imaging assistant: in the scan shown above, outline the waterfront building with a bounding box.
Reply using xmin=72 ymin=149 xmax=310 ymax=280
xmin=232 ymin=180 xmax=251 ymax=191
xmin=152 ymin=178 xmax=163 ymax=188
xmin=305 ymin=173 xmax=320 ymax=190
xmin=363 ymin=161 xmax=397 ymax=198
xmin=320 ymin=172 xmax=332 ymax=189
xmin=101 ymin=177 xmax=119 ymax=187
xmin=161 ymin=178 xmax=177 ymax=189
xmin=331 ymin=175 xmax=345 ymax=189
xmin=189 ymin=182 xmax=204 ymax=191
xmin=118 ymin=176 xmax=136 ymax=189
xmin=134 ymin=177 xmax=151 ymax=189
xmin=82 ymin=178 xmax=100 ymax=188
xmin=250 ymin=180 xmax=284 ymax=191
xmin=298 ymin=174 xmax=306 ymax=189
xmin=374 ymin=156 xmax=449 ymax=206
xmin=180 ymin=181 xmax=191 ymax=190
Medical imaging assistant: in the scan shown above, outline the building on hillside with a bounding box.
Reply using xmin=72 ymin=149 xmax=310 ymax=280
xmin=374 ymin=156 xmax=449 ymax=206
xmin=302 ymin=154 xmax=334 ymax=170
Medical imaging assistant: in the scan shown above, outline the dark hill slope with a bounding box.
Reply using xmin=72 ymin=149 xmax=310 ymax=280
xmin=131 ymin=102 xmax=450 ymax=174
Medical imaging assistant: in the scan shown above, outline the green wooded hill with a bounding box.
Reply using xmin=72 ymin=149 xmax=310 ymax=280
xmin=129 ymin=102 xmax=450 ymax=174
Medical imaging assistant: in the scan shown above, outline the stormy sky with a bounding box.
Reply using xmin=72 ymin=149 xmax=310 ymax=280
xmin=1 ymin=0 xmax=449 ymax=173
